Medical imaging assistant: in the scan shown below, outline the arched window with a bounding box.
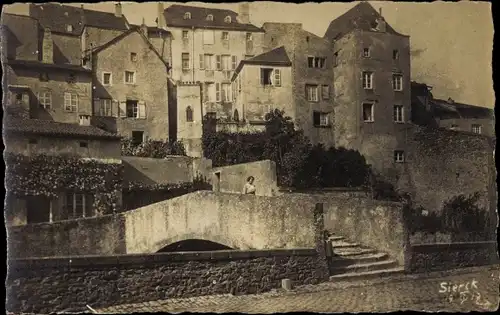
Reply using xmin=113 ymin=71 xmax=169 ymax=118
xmin=224 ymin=16 xmax=231 ymax=23
xmin=233 ymin=109 xmax=239 ymax=122
xmin=206 ymin=14 xmax=213 ymax=21
xmin=186 ymin=106 xmax=193 ymax=122
xmin=184 ymin=12 xmax=191 ymax=20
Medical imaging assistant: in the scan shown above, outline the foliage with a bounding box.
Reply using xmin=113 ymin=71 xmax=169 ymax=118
xmin=202 ymin=109 xmax=370 ymax=188
xmin=121 ymin=138 xmax=186 ymax=158
xmin=4 ymin=153 xmax=123 ymax=214
xmin=441 ymin=192 xmax=490 ymax=234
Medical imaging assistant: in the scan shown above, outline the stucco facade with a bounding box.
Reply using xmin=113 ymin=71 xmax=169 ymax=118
xmin=92 ymin=29 xmax=170 ymax=141
xmin=329 ymin=28 xmax=411 ymax=179
xmin=176 ymin=82 xmax=204 ymax=157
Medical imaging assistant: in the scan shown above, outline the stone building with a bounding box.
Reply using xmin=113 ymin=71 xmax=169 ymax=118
xmin=175 ymin=81 xmax=204 ymax=157
xmin=90 ymin=25 xmax=171 ymax=142
xmin=161 ymin=3 xmax=265 ymax=121
xmin=261 ymin=22 xmax=335 ymax=147
xmin=323 ymin=2 xmax=412 ymax=179
xmin=411 ymin=81 xmax=495 ymax=138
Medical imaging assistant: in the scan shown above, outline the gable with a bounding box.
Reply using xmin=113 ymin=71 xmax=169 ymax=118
xmin=1 ymin=13 xmax=40 ymax=61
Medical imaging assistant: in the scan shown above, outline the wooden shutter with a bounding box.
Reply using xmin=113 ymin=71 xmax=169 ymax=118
xmin=274 ymin=69 xmax=281 ymax=87
xmin=119 ymin=101 xmax=127 ymax=117
xmin=231 ymin=56 xmax=237 ymax=70
xmin=138 ymin=101 xmax=146 ymax=119
xmin=199 ymin=54 xmax=204 ymax=70
xmin=215 ymin=83 xmax=221 ymax=102
xmin=216 ymin=55 xmax=222 ymax=70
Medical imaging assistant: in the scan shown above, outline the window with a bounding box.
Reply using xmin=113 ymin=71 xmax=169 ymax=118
xmin=102 ymin=72 xmax=112 ymax=85
xmin=181 ymin=53 xmax=190 ymax=70
xmin=66 ymin=24 xmax=73 ymax=32
xmin=38 ymin=91 xmax=52 ymax=109
xmin=224 ymin=16 xmax=231 ymax=23
xmin=362 ymin=71 xmax=373 ymax=89
xmin=471 ymin=124 xmax=482 ymax=134
xmin=221 ymin=55 xmax=231 ymax=70
xmin=39 ymin=72 xmax=49 ymax=82
xmin=307 ymin=57 xmax=326 ymax=68
xmin=394 ymin=151 xmax=405 ymax=163
xmin=26 ymin=196 xmax=51 ymax=224
xmin=130 ymin=52 xmax=137 ymax=62
xmin=64 ymin=92 xmax=78 ymax=112
xmin=313 ymin=111 xmax=329 ymax=127
xmin=64 ymin=193 xmax=93 ymax=219
xmin=233 ymin=109 xmax=239 ymax=121
xmin=183 ymin=12 xmax=191 ymax=20
xmin=393 ymin=49 xmax=399 ymax=60
xmin=363 ymin=48 xmax=370 ymax=58
xmin=206 ymin=112 xmax=217 ymax=120
xmin=182 ymin=30 xmax=189 ymax=39
xmin=334 ymin=51 xmax=339 ymax=67
xmin=261 ymin=68 xmax=274 ymax=86
xmin=203 ymin=54 xmax=214 ymax=70
xmin=206 ymin=14 xmax=213 ymax=21
xmin=186 ymin=106 xmax=193 ymax=122
xmin=125 ymin=71 xmax=135 ymax=84
xmin=126 ymin=100 xmax=138 ymax=118
xmin=95 ymin=98 xmax=112 ymax=116
xmin=363 ymin=103 xmax=374 ymax=122
xmin=67 ymin=72 xmax=76 ymax=84
xmin=394 ymin=105 xmax=404 ymax=123
xmin=306 ymin=85 xmax=319 ymax=102
xmin=80 ymin=142 xmax=88 ymax=148
xmin=231 ymin=56 xmax=237 ymax=70
xmin=222 ymin=32 xmax=229 ymax=41
xmin=392 ymin=74 xmax=403 ymax=91
xmin=215 ymin=83 xmax=221 ymax=102
xmin=221 ymin=83 xmax=231 ymax=102
xmin=216 ymin=55 xmax=222 ymax=70
xmin=203 ymin=30 xmax=215 ymax=45
xmin=131 ymin=131 xmax=144 ymax=145
xmin=322 ymin=85 xmax=330 ymax=100
xmin=246 ymin=33 xmax=252 ymax=41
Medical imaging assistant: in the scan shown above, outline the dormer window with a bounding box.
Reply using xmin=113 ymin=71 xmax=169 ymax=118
xmin=206 ymin=14 xmax=213 ymax=21
xmin=224 ymin=16 xmax=231 ymax=23
xmin=184 ymin=12 xmax=191 ymax=20
xmin=66 ymin=24 xmax=73 ymax=32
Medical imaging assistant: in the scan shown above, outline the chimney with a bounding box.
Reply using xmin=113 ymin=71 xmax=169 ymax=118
xmin=237 ymin=2 xmax=250 ymax=24
xmin=157 ymin=2 xmax=166 ymax=28
xmin=140 ymin=17 xmax=148 ymax=38
xmin=115 ymin=2 xmax=122 ymax=18
xmin=42 ymin=28 xmax=53 ymax=64
xmin=79 ymin=115 xmax=91 ymax=126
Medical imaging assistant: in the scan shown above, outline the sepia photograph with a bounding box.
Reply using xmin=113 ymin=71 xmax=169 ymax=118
xmin=2 ymin=1 xmax=498 ymax=313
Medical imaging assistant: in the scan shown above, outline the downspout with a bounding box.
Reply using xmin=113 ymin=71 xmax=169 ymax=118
xmin=192 ymin=26 xmax=195 ymax=82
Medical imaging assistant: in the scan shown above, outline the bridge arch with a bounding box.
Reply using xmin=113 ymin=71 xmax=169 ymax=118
xmin=150 ymin=233 xmax=242 ymax=253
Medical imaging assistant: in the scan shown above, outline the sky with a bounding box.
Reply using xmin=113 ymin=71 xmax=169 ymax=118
xmin=3 ymin=1 xmax=495 ymax=108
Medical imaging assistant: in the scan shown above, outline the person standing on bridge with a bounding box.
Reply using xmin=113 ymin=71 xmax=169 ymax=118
xmin=243 ymin=176 xmax=256 ymax=195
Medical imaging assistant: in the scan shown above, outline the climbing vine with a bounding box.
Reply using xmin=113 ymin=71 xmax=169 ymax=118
xmin=4 ymin=153 xmax=123 ymax=214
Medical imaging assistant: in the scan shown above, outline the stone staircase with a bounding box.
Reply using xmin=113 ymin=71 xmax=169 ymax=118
xmin=326 ymin=233 xmax=404 ymax=281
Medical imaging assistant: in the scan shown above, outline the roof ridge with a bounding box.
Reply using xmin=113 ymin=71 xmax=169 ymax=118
xmin=168 ymin=4 xmax=237 ymax=14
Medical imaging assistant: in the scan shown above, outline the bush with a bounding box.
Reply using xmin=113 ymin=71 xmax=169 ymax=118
xmin=121 ymin=138 xmax=186 ymax=158
xmin=202 ymin=109 xmax=370 ymax=188
xmin=442 ymin=192 xmax=489 ymax=234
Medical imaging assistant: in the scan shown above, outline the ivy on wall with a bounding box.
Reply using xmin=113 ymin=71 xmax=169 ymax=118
xmin=5 ymin=153 xmax=123 ymax=214
xmin=121 ymin=138 xmax=187 ymax=158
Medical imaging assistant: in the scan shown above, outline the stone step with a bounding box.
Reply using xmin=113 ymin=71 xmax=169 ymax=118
xmin=329 ymin=266 xmax=405 ymax=282
xmin=326 ymin=235 xmax=345 ymax=242
xmin=329 ymin=241 xmax=360 ymax=249
xmin=330 ymin=259 xmax=399 ymax=275
xmin=332 ymin=247 xmax=378 ymax=256
xmin=329 ymin=252 xmax=389 ymax=266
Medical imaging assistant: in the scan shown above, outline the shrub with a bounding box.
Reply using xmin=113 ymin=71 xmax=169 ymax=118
xmin=441 ymin=192 xmax=489 ymax=234
xmin=121 ymin=138 xmax=186 ymax=158
xmin=202 ymin=109 xmax=371 ymax=188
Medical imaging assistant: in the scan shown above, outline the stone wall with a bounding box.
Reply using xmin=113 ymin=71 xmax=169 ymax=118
xmin=321 ymin=196 xmax=408 ymax=266
xmin=6 ymin=249 xmax=328 ymax=314
xmin=400 ymin=126 xmax=496 ymax=214
xmin=407 ymin=242 xmax=499 ymax=273
xmin=122 ymin=155 xmax=213 ymax=186
xmin=7 ymin=214 xmax=126 ymax=258
xmin=212 ymin=160 xmax=278 ymax=196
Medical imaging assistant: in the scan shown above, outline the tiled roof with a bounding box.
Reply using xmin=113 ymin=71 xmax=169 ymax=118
xmin=6 ymin=59 xmax=92 ymax=73
xmin=324 ymin=1 xmax=405 ymax=40
xmin=431 ymin=98 xmax=493 ymax=114
xmin=130 ymin=24 xmax=170 ymax=35
xmin=28 ymin=3 xmax=129 ymax=35
xmin=1 ymin=13 xmax=40 ymax=61
xmin=3 ymin=118 xmax=121 ymax=140
xmin=164 ymin=4 xmax=264 ymax=32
